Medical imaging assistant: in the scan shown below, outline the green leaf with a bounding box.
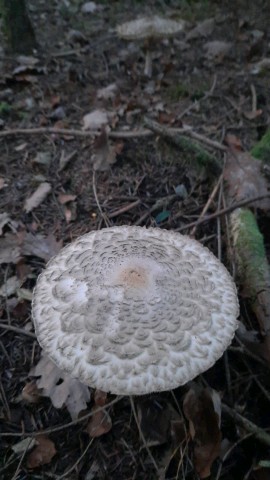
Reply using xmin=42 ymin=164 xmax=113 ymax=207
xmin=155 ymin=210 xmax=170 ymax=224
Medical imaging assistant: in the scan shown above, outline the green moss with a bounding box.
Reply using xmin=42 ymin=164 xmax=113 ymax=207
xmin=166 ymin=82 xmax=207 ymax=102
xmin=251 ymin=130 xmax=270 ymax=164
xmin=231 ymin=208 xmax=268 ymax=298
xmin=167 ymin=83 xmax=190 ymax=101
xmin=0 ymin=101 xmax=11 ymax=116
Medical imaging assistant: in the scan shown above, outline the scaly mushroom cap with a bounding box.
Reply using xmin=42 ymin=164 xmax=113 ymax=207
xmin=32 ymin=226 xmax=239 ymax=395
xmin=117 ymin=16 xmax=185 ymax=41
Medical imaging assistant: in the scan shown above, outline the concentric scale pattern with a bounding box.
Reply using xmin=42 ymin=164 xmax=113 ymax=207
xmin=32 ymin=226 xmax=239 ymax=395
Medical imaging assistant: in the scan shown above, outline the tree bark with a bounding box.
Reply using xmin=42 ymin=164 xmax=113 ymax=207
xmin=0 ymin=0 xmax=37 ymax=53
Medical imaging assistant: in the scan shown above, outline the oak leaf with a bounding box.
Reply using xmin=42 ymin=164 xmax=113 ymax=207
xmin=30 ymin=353 xmax=91 ymax=420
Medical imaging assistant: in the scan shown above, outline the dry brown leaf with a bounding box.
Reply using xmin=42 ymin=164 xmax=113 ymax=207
xmin=82 ymin=109 xmax=111 ymax=130
xmin=0 ymin=234 xmax=21 ymax=264
xmin=250 ymin=57 xmax=270 ymax=75
xmin=94 ymin=390 xmax=107 ymax=407
xmin=183 ymin=385 xmax=222 ymax=479
xmin=58 ymin=150 xmax=77 ymax=172
xmin=58 ymin=193 xmax=77 ymax=205
xmin=91 ymin=128 xmax=118 ymax=171
xmin=26 ymin=435 xmax=56 ymax=469
xmin=204 ymin=40 xmax=232 ymax=60
xmin=224 ymin=147 xmax=270 ymax=210
xmin=224 ymin=134 xmax=243 ymax=151
xmin=243 ymin=109 xmax=263 ymax=120
xmin=14 ymin=142 xmax=28 ymax=152
xmin=0 ymin=276 xmax=22 ymax=297
xmin=137 ymin=398 xmax=171 ymax=447
xmin=86 ymin=407 xmax=112 ymax=438
xmin=21 ymin=232 xmax=63 ymax=262
xmin=22 ymin=381 xmax=42 ymax=404
xmin=30 ymin=353 xmax=91 ymax=419
xmin=187 ymin=18 xmax=215 ymax=40
xmin=97 ymin=83 xmax=119 ymax=101
xmin=0 ymin=177 xmax=8 ymax=190
xmin=24 ymin=182 xmax=52 ymax=213
xmin=33 ymin=151 xmax=52 ymax=166
xmin=12 ymin=437 xmax=37 ymax=455
xmin=0 ymin=213 xmax=14 ymax=235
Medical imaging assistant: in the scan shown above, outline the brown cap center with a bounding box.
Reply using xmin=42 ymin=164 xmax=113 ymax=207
xmin=118 ymin=266 xmax=148 ymax=288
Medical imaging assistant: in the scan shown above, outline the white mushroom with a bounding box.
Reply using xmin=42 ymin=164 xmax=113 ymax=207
xmin=117 ymin=16 xmax=185 ymax=77
xmin=32 ymin=226 xmax=239 ymax=396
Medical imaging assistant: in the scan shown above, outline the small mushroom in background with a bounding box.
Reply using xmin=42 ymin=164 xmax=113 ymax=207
xmin=32 ymin=226 xmax=239 ymax=396
xmin=117 ymin=16 xmax=185 ymax=77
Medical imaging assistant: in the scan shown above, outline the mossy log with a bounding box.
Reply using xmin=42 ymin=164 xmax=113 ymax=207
xmin=251 ymin=130 xmax=270 ymax=164
xmin=144 ymin=116 xmax=221 ymax=174
xmin=230 ymin=208 xmax=270 ymax=344
xmin=228 ymin=131 xmax=270 ymax=360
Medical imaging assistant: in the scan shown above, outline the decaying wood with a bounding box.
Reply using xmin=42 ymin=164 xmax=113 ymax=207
xmin=144 ymin=116 xmax=221 ymax=174
xmin=230 ymin=208 xmax=270 ymax=361
xmin=225 ymin=130 xmax=270 ymax=362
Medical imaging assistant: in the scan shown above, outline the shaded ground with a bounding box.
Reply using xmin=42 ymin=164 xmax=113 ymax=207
xmin=0 ymin=0 xmax=270 ymax=479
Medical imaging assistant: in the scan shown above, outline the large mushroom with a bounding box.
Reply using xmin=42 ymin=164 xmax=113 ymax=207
xmin=117 ymin=16 xmax=185 ymax=77
xmin=32 ymin=226 xmax=239 ymax=396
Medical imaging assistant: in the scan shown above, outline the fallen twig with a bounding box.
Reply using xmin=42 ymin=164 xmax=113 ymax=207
xmin=0 ymin=322 xmax=36 ymax=339
xmin=108 ymin=199 xmax=141 ymax=218
xmin=0 ymin=396 xmax=123 ymax=437
xmin=190 ymin=174 xmax=223 ymax=236
xmin=175 ymin=194 xmax=270 ymax=232
xmin=144 ymin=116 xmax=221 ymax=174
xmin=222 ymin=403 xmax=270 ymax=447
xmin=0 ymin=126 xmax=153 ymax=139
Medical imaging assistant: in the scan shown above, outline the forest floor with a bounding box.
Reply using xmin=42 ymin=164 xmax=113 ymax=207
xmin=0 ymin=0 xmax=270 ymax=479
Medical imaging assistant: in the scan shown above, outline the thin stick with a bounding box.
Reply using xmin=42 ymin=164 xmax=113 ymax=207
xmin=92 ymin=171 xmax=111 ymax=227
xmin=0 ymin=322 xmax=36 ymax=339
xmin=129 ymin=396 xmax=159 ymax=473
xmin=0 ymin=127 xmax=153 ymax=139
xmin=250 ymin=84 xmax=257 ymax=113
xmin=190 ymin=174 xmax=223 ymax=236
xmin=0 ymin=396 xmax=123 ymax=437
xmin=56 ymin=438 xmax=94 ymax=479
xmin=0 ymin=125 xmax=227 ymax=151
xmin=175 ymin=193 xmax=270 ymax=232
xmin=108 ymin=199 xmax=141 ymax=218
xmin=184 ymin=129 xmax=226 ymax=152
xmin=11 ymin=438 xmax=34 ymax=480
xmin=222 ymin=403 xmax=270 ymax=447
xmin=178 ymin=74 xmax=217 ymax=120
xmin=214 ymin=433 xmax=252 ymax=480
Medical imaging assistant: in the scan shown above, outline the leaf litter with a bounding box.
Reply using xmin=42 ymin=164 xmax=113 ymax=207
xmin=30 ymin=353 xmax=91 ymax=420
xmin=183 ymin=385 xmax=222 ymax=479
xmin=26 ymin=435 xmax=57 ymax=469
xmin=1 ymin=0 xmax=270 ymax=478
xmin=24 ymin=182 xmax=52 ymax=213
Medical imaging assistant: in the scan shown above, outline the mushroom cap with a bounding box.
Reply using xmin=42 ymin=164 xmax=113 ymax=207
xmin=117 ymin=16 xmax=185 ymax=41
xmin=32 ymin=226 xmax=239 ymax=395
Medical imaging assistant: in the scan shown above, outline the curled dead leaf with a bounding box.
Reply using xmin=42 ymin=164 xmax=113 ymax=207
xmin=224 ymin=148 xmax=270 ymax=210
xmin=94 ymin=390 xmax=107 ymax=407
xmin=24 ymin=182 xmax=52 ymax=213
xmin=91 ymin=128 xmax=121 ymax=171
xmin=86 ymin=406 xmax=112 ymax=438
xmin=183 ymin=385 xmax=222 ymax=479
xmin=30 ymin=353 xmax=91 ymax=420
xmin=58 ymin=193 xmax=77 ymax=205
xmin=82 ymin=109 xmax=111 ymax=130
xmin=21 ymin=232 xmax=63 ymax=262
xmin=22 ymin=381 xmax=42 ymax=404
xmin=26 ymin=435 xmax=56 ymax=469
xmin=204 ymin=40 xmax=232 ymax=60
